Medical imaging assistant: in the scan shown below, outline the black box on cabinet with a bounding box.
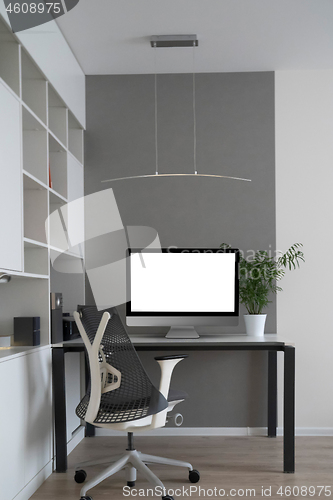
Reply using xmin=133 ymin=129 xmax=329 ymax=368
xmin=13 ymin=317 xmax=40 ymax=346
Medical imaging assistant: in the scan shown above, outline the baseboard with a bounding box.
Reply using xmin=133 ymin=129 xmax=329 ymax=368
xmin=13 ymin=461 xmax=52 ymax=500
xmin=295 ymin=428 xmax=333 ymax=436
xmin=67 ymin=426 xmax=85 ymax=455
xmin=95 ymin=427 xmax=267 ymax=437
xmin=94 ymin=427 xmax=333 ymax=437
xmin=51 ymin=426 xmax=85 ymax=471
xmin=272 ymin=427 xmax=333 ymax=436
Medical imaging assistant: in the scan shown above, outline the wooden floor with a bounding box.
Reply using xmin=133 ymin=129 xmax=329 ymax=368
xmin=31 ymin=436 xmax=333 ymax=500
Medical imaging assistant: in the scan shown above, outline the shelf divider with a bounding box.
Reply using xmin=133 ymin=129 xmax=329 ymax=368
xmin=0 ymin=17 xmax=20 ymax=96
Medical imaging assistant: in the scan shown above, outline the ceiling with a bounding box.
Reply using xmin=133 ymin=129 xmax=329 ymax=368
xmin=56 ymin=0 xmax=333 ymax=75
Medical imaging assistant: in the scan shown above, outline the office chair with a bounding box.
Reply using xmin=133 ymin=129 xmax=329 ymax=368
xmin=73 ymin=306 xmax=200 ymax=500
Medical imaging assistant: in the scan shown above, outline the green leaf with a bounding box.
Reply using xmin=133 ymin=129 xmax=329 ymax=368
xmin=221 ymin=242 xmax=305 ymax=313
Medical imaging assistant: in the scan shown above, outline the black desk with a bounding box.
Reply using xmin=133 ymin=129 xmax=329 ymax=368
xmin=52 ymin=334 xmax=294 ymax=474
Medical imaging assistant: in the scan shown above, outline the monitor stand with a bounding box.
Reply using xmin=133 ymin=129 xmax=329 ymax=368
xmin=165 ymin=327 xmax=200 ymax=339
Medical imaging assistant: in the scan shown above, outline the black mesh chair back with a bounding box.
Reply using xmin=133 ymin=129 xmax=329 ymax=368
xmin=75 ymin=306 xmax=168 ymax=424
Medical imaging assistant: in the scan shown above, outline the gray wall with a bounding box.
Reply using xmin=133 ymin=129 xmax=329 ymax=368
xmin=85 ymin=72 xmax=275 ymax=426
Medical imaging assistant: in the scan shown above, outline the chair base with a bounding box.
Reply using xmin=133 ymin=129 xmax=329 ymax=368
xmin=79 ymin=449 xmax=193 ymax=497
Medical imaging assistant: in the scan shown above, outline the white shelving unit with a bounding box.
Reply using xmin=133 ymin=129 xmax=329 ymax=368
xmin=21 ymin=48 xmax=47 ymax=124
xmin=0 ymin=14 xmax=85 ymax=500
xmin=22 ymin=107 xmax=48 ymax=184
xmin=49 ymin=134 xmax=68 ymax=198
xmin=23 ymin=174 xmax=48 ymax=245
xmin=48 ymin=84 xmax=68 ymax=147
xmin=0 ymin=14 xmax=85 ymax=346
xmin=68 ymin=110 xmax=84 ymax=164
xmin=24 ymin=240 xmax=49 ymax=276
xmin=0 ymin=15 xmax=20 ymax=96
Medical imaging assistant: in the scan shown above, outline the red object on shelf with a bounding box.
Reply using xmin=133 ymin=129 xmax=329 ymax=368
xmin=49 ymin=164 xmax=52 ymax=189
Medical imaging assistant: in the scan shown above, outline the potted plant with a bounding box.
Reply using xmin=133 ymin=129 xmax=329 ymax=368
xmin=220 ymin=243 xmax=305 ymax=336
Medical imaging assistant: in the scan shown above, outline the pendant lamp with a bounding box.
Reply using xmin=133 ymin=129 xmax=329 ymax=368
xmin=102 ymin=35 xmax=251 ymax=184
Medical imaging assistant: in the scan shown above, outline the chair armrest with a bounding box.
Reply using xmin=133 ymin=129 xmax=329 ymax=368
xmin=154 ymin=354 xmax=188 ymax=361
xmin=155 ymin=355 xmax=188 ymax=399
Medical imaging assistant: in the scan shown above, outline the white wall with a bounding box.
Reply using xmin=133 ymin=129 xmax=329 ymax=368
xmin=275 ymin=70 xmax=333 ymax=430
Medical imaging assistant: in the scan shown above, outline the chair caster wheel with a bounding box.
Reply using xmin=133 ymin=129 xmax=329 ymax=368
xmin=74 ymin=469 xmax=87 ymax=483
xmin=80 ymin=496 xmax=92 ymax=500
xmin=162 ymin=496 xmax=174 ymax=500
xmin=189 ymin=469 xmax=200 ymax=483
xmin=127 ymin=481 xmax=136 ymax=487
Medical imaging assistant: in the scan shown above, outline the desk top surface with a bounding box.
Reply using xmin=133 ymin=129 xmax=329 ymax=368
xmin=52 ymin=334 xmax=294 ymax=348
xmin=0 ymin=335 xmax=293 ymax=363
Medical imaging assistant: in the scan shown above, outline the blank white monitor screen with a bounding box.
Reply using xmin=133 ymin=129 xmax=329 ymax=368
xmin=129 ymin=250 xmax=238 ymax=314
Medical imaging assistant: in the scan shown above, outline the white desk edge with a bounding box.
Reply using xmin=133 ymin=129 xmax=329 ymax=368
xmin=0 ymin=334 xmax=294 ymax=363
xmin=51 ymin=333 xmax=294 ymax=348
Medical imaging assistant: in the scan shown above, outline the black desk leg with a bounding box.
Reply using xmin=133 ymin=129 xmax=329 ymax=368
xmin=268 ymin=351 xmax=277 ymax=437
xmin=52 ymin=348 xmax=68 ymax=472
xmin=284 ymin=345 xmax=295 ymax=473
xmin=84 ymin=355 xmax=95 ymax=437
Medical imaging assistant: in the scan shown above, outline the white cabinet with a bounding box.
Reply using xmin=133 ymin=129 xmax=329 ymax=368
xmin=0 ymin=349 xmax=52 ymax=500
xmin=0 ymin=82 xmax=22 ymax=272
xmin=24 ymin=349 xmax=52 ymax=483
xmin=0 ymin=356 xmax=26 ymax=500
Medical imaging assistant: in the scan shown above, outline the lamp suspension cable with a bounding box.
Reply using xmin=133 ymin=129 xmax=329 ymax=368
xmin=101 ymin=34 xmax=251 ymax=184
xmin=154 ymin=42 xmax=159 ymax=176
xmin=193 ymin=40 xmax=197 ymax=175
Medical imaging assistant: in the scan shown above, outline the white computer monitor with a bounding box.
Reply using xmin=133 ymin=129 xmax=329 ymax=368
xmin=126 ymin=248 xmax=239 ymax=338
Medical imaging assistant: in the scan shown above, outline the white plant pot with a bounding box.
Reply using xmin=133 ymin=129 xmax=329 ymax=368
xmin=244 ymin=314 xmax=267 ymax=337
